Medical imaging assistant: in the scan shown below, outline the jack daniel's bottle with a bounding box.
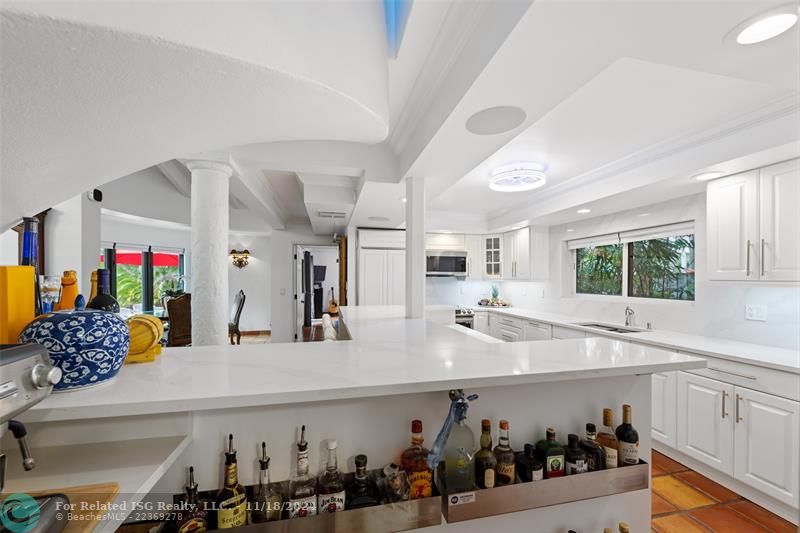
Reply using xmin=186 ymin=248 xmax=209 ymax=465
xmin=215 ymin=434 xmax=247 ymax=528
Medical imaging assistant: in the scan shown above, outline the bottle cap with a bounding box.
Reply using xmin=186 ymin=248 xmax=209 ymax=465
xmin=524 ymin=443 xmax=535 ymax=457
xmin=603 ymin=408 xmax=614 ymax=426
xmin=568 ymin=434 xmax=579 ymax=446
xmin=586 ymin=422 xmax=596 ymax=433
xmin=411 ymin=419 xmax=423 ymax=434
xmin=355 ymin=454 xmax=368 ymax=468
xmin=481 ymin=419 xmax=491 ymax=429
xmin=499 ymin=419 xmax=509 ymax=430
xmin=546 ymin=427 xmax=556 ymax=436
xmin=327 ymin=439 xmax=337 ymax=450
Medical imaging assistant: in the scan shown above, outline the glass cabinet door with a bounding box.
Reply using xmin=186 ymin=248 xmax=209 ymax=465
xmin=484 ymin=236 xmax=501 ymax=277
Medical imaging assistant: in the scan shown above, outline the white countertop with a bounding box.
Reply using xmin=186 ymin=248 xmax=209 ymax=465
xmin=27 ymin=306 xmax=704 ymax=422
xmin=476 ymin=307 xmax=800 ymax=374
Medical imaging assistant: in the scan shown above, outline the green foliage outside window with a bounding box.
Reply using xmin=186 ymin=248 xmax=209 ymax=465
xmin=576 ymin=244 xmax=623 ymax=296
xmin=116 ymin=264 xmax=142 ymax=309
xmin=629 ymin=235 xmax=694 ymax=301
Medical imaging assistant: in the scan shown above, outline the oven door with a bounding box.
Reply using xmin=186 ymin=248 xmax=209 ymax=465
xmin=426 ymin=251 xmax=467 ymax=277
xmin=455 ymin=317 xmax=474 ymax=329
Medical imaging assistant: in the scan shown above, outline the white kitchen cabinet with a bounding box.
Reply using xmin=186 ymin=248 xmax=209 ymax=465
xmin=502 ymin=227 xmax=530 ymax=280
xmin=426 ymin=233 xmax=466 ymax=251
xmin=387 ymin=249 xmax=406 ymax=306
xmin=523 ymin=321 xmax=552 ymax=341
xmin=484 ymin=235 xmax=502 ymax=278
xmin=677 ymin=372 xmax=734 ymax=475
xmin=358 ymin=229 xmax=405 ymax=249
xmin=551 ymin=325 xmax=587 ymax=339
xmin=464 ymin=235 xmax=483 ymax=280
xmin=357 ymin=249 xmax=404 ymax=305
xmin=489 ymin=314 xmax=523 ymax=341
xmin=651 ymin=371 xmax=677 ymax=448
xmin=734 ymin=387 xmax=800 ymax=507
xmin=473 ymin=311 xmax=489 ymax=334
xmin=707 ymin=170 xmax=760 ymax=281
xmin=759 ymin=159 xmax=800 ymax=281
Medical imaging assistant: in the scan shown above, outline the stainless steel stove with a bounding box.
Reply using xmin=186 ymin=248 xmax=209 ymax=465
xmin=455 ymin=307 xmax=474 ymax=328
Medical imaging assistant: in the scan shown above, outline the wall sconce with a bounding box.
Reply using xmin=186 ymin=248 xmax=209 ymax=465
xmin=230 ymin=249 xmax=250 ymax=269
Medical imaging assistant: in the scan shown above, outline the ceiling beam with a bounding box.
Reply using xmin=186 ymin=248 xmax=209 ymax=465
xmin=156 ymin=160 xmax=191 ymax=197
xmin=228 ymin=159 xmax=288 ymax=231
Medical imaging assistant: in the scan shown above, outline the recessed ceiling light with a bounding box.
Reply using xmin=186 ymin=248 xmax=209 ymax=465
xmin=489 ymin=162 xmax=547 ymax=192
xmin=368 ymin=216 xmax=390 ymax=222
xmin=566 ymin=228 xmax=575 ymax=233
xmin=576 ymin=208 xmax=591 ymax=214
xmin=401 ymin=197 xmax=407 ymax=203
xmin=734 ymin=7 xmax=798 ymax=45
xmin=466 ymin=106 xmax=527 ymax=135
xmin=692 ymin=171 xmax=725 ymax=182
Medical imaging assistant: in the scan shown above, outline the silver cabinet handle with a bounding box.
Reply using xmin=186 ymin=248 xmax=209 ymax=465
xmin=707 ymin=367 xmax=757 ymax=380
xmin=735 ymin=393 xmax=743 ymax=423
xmin=746 ymin=240 xmax=751 ymax=276
xmin=721 ymin=390 xmax=727 ymax=418
xmin=761 ymin=239 xmax=766 ymax=276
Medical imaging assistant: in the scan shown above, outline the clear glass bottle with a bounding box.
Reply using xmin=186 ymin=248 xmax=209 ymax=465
xmin=493 ymin=420 xmax=515 ymax=486
xmin=317 ymin=439 xmax=345 ymax=513
xmin=615 ymin=404 xmax=640 ymax=466
xmin=579 ymin=423 xmax=606 ymax=471
xmin=474 ymin=419 xmax=497 ymax=489
xmin=597 ymin=408 xmax=620 ymax=469
xmin=534 ymin=428 xmax=565 ymax=478
xmin=444 ymin=416 xmax=475 ymax=492
xmin=400 ymin=420 xmax=433 ymax=499
xmin=346 ymin=454 xmax=380 ymax=509
xmin=377 ymin=463 xmax=409 ymax=503
xmin=288 ymin=425 xmax=317 ymax=518
xmin=249 ymin=442 xmax=283 ymax=523
xmin=565 ymin=434 xmax=588 ymax=475
xmin=175 ymin=466 xmax=208 ymax=533
xmin=215 ymin=434 xmax=247 ymax=529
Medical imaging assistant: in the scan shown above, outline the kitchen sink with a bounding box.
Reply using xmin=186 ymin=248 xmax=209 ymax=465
xmin=574 ymin=322 xmax=645 ymax=334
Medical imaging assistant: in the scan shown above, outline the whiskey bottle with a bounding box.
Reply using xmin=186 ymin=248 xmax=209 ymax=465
xmin=597 ymin=408 xmax=619 ymax=469
xmin=377 ymin=463 xmax=410 ymax=503
xmin=400 ymin=420 xmax=433 ymax=499
xmin=493 ymin=420 xmax=515 ymax=486
xmin=515 ymin=444 xmax=543 ymax=482
xmin=578 ymin=423 xmax=606 ymax=471
xmin=346 ymin=454 xmax=380 ymax=509
xmin=249 ymin=442 xmax=283 ymax=523
xmin=615 ymin=404 xmax=640 ymax=466
xmin=317 ymin=439 xmax=346 ymax=513
xmin=175 ymin=466 xmax=208 ymax=533
xmin=534 ymin=428 xmax=565 ymax=478
xmin=215 ymin=434 xmax=247 ymax=529
xmin=565 ymin=434 xmax=588 ymax=475
xmin=288 ymin=425 xmax=317 ymax=518
xmin=474 ymin=419 xmax=497 ymax=489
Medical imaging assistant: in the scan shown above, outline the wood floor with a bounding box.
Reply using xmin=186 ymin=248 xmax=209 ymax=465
xmin=651 ymin=450 xmax=796 ymax=532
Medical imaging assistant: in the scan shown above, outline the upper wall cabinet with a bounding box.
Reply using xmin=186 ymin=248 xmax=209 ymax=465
xmin=484 ymin=235 xmax=503 ymax=278
xmin=425 ymin=233 xmax=466 ymax=251
xmin=464 ymin=235 xmax=483 ymax=280
xmin=503 ymin=227 xmax=531 ymax=280
xmin=707 ymin=159 xmax=799 ymax=282
xmin=359 ymin=229 xmax=405 ymax=249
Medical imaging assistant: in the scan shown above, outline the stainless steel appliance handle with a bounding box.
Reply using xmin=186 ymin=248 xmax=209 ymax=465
xmin=707 ymin=367 xmax=757 ymax=380
xmin=761 ymin=239 xmax=766 ymax=276
xmin=746 ymin=240 xmax=751 ymax=276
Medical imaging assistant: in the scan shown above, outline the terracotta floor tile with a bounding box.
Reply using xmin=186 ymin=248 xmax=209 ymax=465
xmin=653 ymin=475 xmax=716 ymax=510
xmin=652 ymin=492 xmax=678 ymax=515
xmin=652 ymin=514 xmax=712 ymax=533
xmin=690 ymin=506 xmax=771 ymax=532
xmin=652 ymin=450 xmax=689 ymax=473
xmin=674 ymin=471 xmax=741 ymax=503
xmin=728 ymin=501 xmax=798 ymax=533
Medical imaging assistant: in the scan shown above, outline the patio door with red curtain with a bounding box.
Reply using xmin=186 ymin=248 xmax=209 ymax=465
xmin=101 ymin=244 xmax=184 ymax=313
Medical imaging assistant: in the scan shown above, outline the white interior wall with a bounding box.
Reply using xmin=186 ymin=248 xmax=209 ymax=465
xmin=0 ymin=229 xmax=17 ymax=265
xmin=426 ymin=277 xmax=495 ymax=307
xmin=45 ymin=194 xmax=101 ymax=293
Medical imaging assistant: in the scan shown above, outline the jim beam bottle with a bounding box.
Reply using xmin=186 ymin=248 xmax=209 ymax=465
xmin=288 ymin=425 xmax=317 ymax=518
xmin=615 ymin=404 xmax=640 ymax=466
xmin=215 ymin=434 xmax=247 ymax=528
xmin=317 ymin=439 xmax=346 ymax=513
xmin=400 ymin=420 xmax=433 ymax=499
xmin=597 ymin=408 xmax=620 ymax=469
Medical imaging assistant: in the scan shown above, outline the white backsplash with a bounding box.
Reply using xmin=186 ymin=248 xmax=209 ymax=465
xmin=426 ymin=277 xmax=495 ymax=307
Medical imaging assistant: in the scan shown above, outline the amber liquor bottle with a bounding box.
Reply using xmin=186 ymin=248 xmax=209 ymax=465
xmin=492 ymin=420 xmax=515 ymax=486
xmin=317 ymin=439 xmax=346 ymax=513
xmin=400 ymin=419 xmax=433 ymax=499
xmin=597 ymin=408 xmax=620 ymax=469
xmin=474 ymin=419 xmax=497 ymax=489
xmin=215 ymin=434 xmax=247 ymax=529
xmin=615 ymin=404 xmax=640 ymax=466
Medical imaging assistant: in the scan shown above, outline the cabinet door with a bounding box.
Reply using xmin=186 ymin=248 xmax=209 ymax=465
xmin=387 ymin=250 xmax=405 ymax=306
xmin=707 ymin=171 xmax=760 ymax=280
xmin=484 ymin=236 xmax=502 ymax=278
xmin=358 ymin=249 xmax=387 ymax=305
xmin=426 ymin=233 xmax=466 ymax=251
xmin=473 ymin=312 xmax=489 ymax=334
xmin=759 ymin=159 xmax=800 ymax=281
xmin=502 ymin=232 xmax=515 ymax=279
xmin=551 ymin=325 xmax=587 ymax=339
xmin=652 ymin=371 xmax=677 ymax=448
xmin=677 ymin=372 xmax=734 ymax=475
xmin=465 ymin=235 xmax=483 ymax=280
xmin=514 ymin=227 xmax=531 ymax=279
xmin=734 ymin=387 xmax=800 ymax=507
xmin=523 ymin=321 xmax=551 ymax=341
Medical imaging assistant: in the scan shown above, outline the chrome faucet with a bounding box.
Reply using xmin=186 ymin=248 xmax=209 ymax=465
xmin=624 ymin=306 xmax=635 ymax=327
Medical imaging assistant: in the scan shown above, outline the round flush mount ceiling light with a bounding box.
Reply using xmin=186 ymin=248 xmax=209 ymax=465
xmin=692 ymin=171 xmax=725 ymax=181
xmin=466 ymin=106 xmax=527 ymax=135
xmin=730 ymin=5 xmax=798 ymax=44
xmin=489 ymin=162 xmax=547 ymax=192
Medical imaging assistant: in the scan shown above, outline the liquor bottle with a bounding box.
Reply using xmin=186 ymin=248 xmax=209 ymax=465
xmin=400 ymin=420 xmax=433 ymax=499
xmin=87 ymin=268 xmax=120 ymax=313
xmin=565 ymin=434 xmax=588 ymax=475
xmin=89 ymin=270 xmax=98 ymax=302
xmin=597 ymin=408 xmax=619 ymax=469
xmin=443 ymin=409 xmax=476 ymax=493
xmin=579 ymin=423 xmax=606 ymax=472
xmin=604 ymin=529 xmax=613 ymax=533
xmin=377 ymin=463 xmax=409 ymax=503
xmin=346 ymin=454 xmax=380 ymax=509
xmin=534 ymin=428 xmax=565 ymax=478
xmin=615 ymin=404 xmax=640 ymax=466
xmin=175 ymin=466 xmax=208 ymax=533
xmin=55 ymin=270 xmax=78 ymax=311
xmin=493 ymin=420 xmax=515 ymax=486
xmin=515 ymin=444 xmax=543 ymax=482
xmin=288 ymin=425 xmax=317 ymax=518
xmin=317 ymin=439 xmax=345 ymax=513
xmin=20 ymin=217 xmax=42 ymax=315
xmin=619 ymin=522 xmax=631 ymax=533
xmin=215 ymin=434 xmax=247 ymax=528
xmin=249 ymin=442 xmax=283 ymax=523
xmin=474 ymin=419 xmax=497 ymax=489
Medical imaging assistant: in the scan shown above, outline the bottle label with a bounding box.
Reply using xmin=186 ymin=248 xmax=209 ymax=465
xmin=318 ymin=491 xmax=345 ymax=513
xmin=288 ymin=495 xmax=317 ymax=518
xmin=408 ymin=470 xmax=433 ymax=499
xmin=619 ymin=441 xmax=639 ymax=465
xmin=178 ymin=517 xmax=207 ymax=533
xmin=216 ymin=498 xmax=246 ymax=529
xmin=545 ymin=455 xmax=565 ymax=477
xmin=567 ymin=459 xmax=588 ymax=475
xmin=603 ymin=446 xmax=618 ymax=468
xmin=483 ymin=468 xmax=495 ymax=488
xmin=224 ymin=464 xmax=238 ymax=486
xmin=530 ymin=467 xmax=543 ymax=481
xmin=495 ymin=463 xmax=515 ymax=485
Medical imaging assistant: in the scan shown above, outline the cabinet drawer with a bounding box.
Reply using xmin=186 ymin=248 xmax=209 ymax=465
xmin=494 ymin=315 xmax=523 ymax=329
xmin=681 ymin=353 xmax=800 ymax=402
xmin=552 ymin=325 xmax=587 ymax=339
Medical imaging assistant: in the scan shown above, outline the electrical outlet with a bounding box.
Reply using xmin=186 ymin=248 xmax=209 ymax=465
xmin=745 ymin=304 xmax=767 ymax=322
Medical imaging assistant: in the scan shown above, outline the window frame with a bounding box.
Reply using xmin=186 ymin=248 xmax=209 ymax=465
xmin=102 ymin=244 xmax=185 ymax=312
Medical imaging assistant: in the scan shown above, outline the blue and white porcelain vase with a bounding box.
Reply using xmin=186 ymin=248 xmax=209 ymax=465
xmin=18 ymin=295 xmax=130 ymax=391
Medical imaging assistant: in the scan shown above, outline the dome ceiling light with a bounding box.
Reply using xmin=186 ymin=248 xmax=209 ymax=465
xmin=489 ymin=162 xmax=547 ymax=192
xmin=730 ymin=5 xmax=798 ymax=44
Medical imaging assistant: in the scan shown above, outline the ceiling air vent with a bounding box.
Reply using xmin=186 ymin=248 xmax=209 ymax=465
xmin=317 ymin=211 xmax=346 ymax=219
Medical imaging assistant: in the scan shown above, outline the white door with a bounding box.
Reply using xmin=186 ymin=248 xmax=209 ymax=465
xmin=677 ymin=372 xmax=734 ymax=475
xmin=465 ymin=235 xmax=483 ymax=280
xmin=707 ymin=171 xmax=760 ymax=281
xmin=734 ymin=387 xmax=800 ymax=507
xmin=473 ymin=312 xmax=489 ymax=334
xmin=358 ymin=249 xmax=387 ymax=305
xmin=387 ymin=249 xmax=405 ymax=306
xmin=523 ymin=321 xmax=551 ymax=341
xmin=652 ymin=371 xmax=677 ymax=448
xmin=514 ymin=227 xmax=531 ymax=279
xmin=759 ymin=159 xmax=800 ymax=281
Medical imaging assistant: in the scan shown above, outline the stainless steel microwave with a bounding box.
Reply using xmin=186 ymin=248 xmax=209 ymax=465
xmin=426 ymin=250 xmax=467 ymax=277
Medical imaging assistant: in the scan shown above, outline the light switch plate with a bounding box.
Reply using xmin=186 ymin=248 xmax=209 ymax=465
xmin=745 ymin=304 xmax=767 ymax=321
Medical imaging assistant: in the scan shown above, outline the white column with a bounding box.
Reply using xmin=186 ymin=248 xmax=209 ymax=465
xmin=187 ymin=160 xmax=233 ymax=345
xmin=405 ymin=176 xmax=425 ymax=318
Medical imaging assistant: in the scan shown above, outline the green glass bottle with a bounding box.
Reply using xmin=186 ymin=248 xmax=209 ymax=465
xmin=534 ymin=427 xmax=565 ymax=478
